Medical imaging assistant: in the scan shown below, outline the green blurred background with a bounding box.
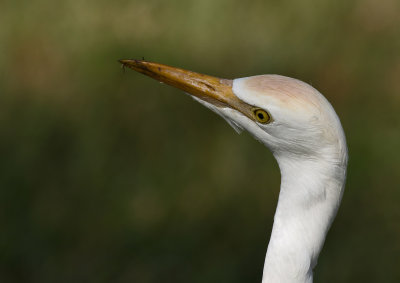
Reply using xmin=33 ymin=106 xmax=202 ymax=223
xmin=1 ymin=0 xmax=400 ymax=282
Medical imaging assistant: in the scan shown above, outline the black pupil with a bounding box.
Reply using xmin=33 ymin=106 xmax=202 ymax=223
xmin=258 ymin=113 xmax=264 ymax=120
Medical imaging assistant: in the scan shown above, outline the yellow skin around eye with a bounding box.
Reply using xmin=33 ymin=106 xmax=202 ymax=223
xmin=254 ymin=109 xmax=271 ymax=124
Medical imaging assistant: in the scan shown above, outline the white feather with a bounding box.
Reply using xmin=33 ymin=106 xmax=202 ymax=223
xmin=192 ymin=75 xmax=348 ymax=283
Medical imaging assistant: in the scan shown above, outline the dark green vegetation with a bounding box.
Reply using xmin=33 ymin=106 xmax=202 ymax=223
xmin=1 ymin=0 xmax=400 ymax=282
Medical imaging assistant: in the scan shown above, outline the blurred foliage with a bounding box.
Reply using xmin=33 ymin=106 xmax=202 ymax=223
xmin=1 ymin=0 xmax=400 ymax=282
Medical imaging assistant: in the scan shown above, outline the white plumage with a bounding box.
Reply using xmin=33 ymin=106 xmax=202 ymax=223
xmin=121 ymin=60 xmax=348 ymax=283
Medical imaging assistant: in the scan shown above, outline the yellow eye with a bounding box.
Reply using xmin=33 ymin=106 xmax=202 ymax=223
xmin=253 ymin=108 xmax=271 ymax=124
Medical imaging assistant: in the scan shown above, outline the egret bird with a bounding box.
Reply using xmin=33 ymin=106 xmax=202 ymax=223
xmin=120 ymin=59 xmax=348 ymax=283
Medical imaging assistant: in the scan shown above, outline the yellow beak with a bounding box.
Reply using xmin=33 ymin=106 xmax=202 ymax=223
xmin=119 ymin=59 xmax=255 ymax=120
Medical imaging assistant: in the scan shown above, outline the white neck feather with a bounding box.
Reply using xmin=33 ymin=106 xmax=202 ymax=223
xmin=262 ymin=149 xmax=347 ymax=283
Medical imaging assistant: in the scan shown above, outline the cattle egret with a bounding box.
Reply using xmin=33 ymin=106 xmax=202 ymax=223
xmin=120 ymin=59 xmax=348 ymax=283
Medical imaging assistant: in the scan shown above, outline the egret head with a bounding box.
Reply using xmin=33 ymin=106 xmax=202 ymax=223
xmin=120 ymin=59 xmax=348 ymax=282
xmin=120 ymin=60 xmax=346 ymax=162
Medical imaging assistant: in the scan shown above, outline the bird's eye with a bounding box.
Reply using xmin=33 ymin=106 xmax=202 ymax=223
xmin=253 ymin=108 xmax=271 ymax=124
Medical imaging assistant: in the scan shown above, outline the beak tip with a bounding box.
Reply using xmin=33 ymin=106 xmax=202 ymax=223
xmin=118 ymin=59 xmax=145 ymax=65
xmin=118 ymin=59 xmax=131 ymax=66
xmin=119 ymin=59 xmax=150 ymax=73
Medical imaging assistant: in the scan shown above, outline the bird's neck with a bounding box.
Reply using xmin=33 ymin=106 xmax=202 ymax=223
xmin=262 ymin=153 xmax=347 ymax=283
